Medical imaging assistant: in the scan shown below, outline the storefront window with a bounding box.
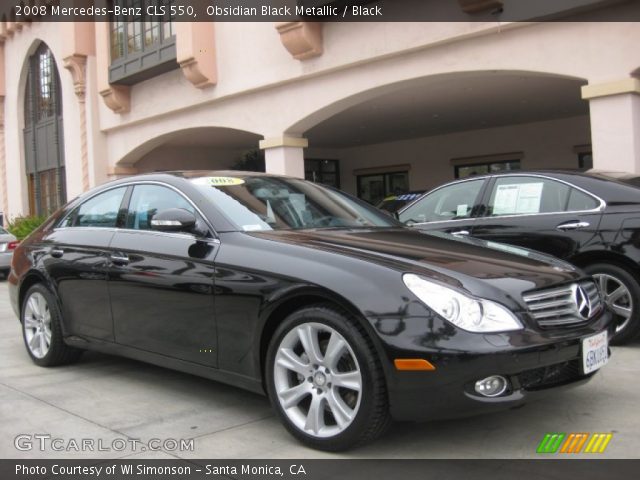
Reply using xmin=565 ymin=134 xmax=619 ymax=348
xmin=357 ymin=172 xmax=409 ymax=205
xmin=305 ymin=159 xmax=340 ymax=188
xmin=455 ymin=160 xmax=520 ymax=179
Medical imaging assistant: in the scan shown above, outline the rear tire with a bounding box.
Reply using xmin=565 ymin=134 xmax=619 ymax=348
xmin=265 ymin=304 xmax=390 ymax=451
xmin=584 ymin=263 xmax=640 ymax=345
xmin=21 ymin=284 xmax=82 ymax=366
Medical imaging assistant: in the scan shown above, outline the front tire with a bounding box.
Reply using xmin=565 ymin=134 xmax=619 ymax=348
xmin=21 ymin=284 xmax=82 ymax=366
xmin=265 ymin=305 xmax=390 ymax=451
xmin=584 ymin=263 xmax=640 ymax=345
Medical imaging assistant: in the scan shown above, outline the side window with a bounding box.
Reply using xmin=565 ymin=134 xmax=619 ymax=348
xmin=398 ymin=180 xmax=484 ymax=224
xmin=126 ymin=185 xmax=197 ymax=231
xmin=567 ymin=188 xmax=599 ymax=211
xmin=66 ymin=187 xmax=127 ymax=228
xmin=487 ymin=177 xmax=572 ymax=216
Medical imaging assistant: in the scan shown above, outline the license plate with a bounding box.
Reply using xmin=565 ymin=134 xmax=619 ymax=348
xmin=582 ymin=331 xmax=608 ymax=374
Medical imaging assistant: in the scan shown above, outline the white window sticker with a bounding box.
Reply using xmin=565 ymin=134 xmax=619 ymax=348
xmin=456 ymin=204 xmax=468 ymax=217
xmin=493 ymin=182 xmax=544 ymax=215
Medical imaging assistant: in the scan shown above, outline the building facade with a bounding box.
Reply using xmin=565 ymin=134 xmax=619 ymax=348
xmin=1 ymin=0 xmax=639 ymax=222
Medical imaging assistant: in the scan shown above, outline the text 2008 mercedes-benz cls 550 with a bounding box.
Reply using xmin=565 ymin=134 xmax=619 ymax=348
xmin=8 ymin=171 xmax=613 ymax=451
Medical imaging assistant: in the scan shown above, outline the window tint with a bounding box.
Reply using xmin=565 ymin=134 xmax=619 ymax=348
xmin=126 ymin=185 xmax=196 ymax=231
xmin=67 ymin=187 xmax=127 ymax=228
xmin=487 ymin=177 xmax=573 ymax=216
xmin=398 ymin=180 xmax=484 ymax=224
xmin=567 ymin=188 xmax=599 ymax=211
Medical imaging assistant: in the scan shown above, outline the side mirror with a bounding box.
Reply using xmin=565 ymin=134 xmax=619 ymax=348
xmin=150 ymin=208 xmax=197 ymax=233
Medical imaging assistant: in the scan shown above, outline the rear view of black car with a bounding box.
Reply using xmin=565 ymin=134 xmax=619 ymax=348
xmin=8 ymin=171 xmax=613 ymax=450
xmin=399 ymin=170 xmax=640 ymax=344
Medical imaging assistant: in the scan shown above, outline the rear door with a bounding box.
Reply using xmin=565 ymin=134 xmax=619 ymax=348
xmin=469 ymin=175 xmax=604 ymax=259
xmin=398 ymin=178 xmax=487 ymax=236
xmin=108 ymin=183 xmax=219 ymax=366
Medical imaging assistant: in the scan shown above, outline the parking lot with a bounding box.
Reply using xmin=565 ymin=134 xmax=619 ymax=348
xmin=0 ymin=280 xmax=638 ymax=460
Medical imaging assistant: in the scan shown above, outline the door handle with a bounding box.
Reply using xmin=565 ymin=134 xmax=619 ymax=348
xmin=452 ymin=230 xmax=470 ymax=236
xmin=556 ymin=221 xmax=590 ymax=231
xmin=50 ymin=248 xmax=64 ymax=258
xmin=109 ymin=253 xmax=129 ymax=266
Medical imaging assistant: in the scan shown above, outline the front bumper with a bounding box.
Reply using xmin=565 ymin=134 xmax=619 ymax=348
xmin=383 ymin=310 xmax=614 ymax=422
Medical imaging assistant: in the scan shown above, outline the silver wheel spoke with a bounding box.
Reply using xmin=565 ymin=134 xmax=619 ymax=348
xmin=304 ymin=395 xmax=325 ymax=435
xmin=39 ymin=331 xmax=46 ymax=354
xmin=24 ymin=317 xmax=38 ymax=329
xmin=332 ymin=371 xmax=362 ymax=392
xmin=297 ymin=325 xmax=323 ymax=365
xmin=612 ymin=304 xmax=632 ymax=318
xmin=27 ymin=296 xmax=40 ymax=317
xmin=324 ymin=332 xmax=346 ymax=368
xmin=43 ymin=328 xmax=52 ymax=346
xmin=327 ymin=389 xmax=355 ymax=428
xmin=29 ymin=332 xmax=40 ymax=352
xmin=279 ymin=382 xmax=311 ymax=409
xmin=276 ymin=348 xmax=309 ymax=376
xmin=607 ymin=286 xmax=627 ymax=304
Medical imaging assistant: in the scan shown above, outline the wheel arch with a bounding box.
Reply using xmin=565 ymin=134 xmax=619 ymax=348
xmin=257 ymin=287 xmax=389 ymax=390
xmin=570 ymin=250 xmax=640 ymax=281
xmin=17 ymin=270 xmax=54 ymax=322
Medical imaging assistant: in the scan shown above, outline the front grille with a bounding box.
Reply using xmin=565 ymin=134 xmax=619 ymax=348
xmin=517 ymin=360 xmax=586 ymax=391
xmin=522 ymin=280 xmax=601 ymax=329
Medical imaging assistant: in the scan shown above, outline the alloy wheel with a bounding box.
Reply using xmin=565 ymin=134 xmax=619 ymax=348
xmin=593 ymin=273 xmax=633 ymax=334
xmin=273 ymin=322 xmax=362 ymax=439
xmin=23 ymin=292 xmax=52 ymax=359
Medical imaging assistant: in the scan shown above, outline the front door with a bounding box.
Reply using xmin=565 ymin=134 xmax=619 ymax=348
xmin=398 ymin=178 xmax=487 ymax=237
xmin=108 ymin=184 xmax=218 ymax=366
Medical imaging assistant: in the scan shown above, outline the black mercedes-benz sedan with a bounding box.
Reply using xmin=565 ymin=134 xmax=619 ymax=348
xmin=399 ymin=170 xmax=640 ymax=345
xmin=8 ymin=171 xmax=613 ymax=451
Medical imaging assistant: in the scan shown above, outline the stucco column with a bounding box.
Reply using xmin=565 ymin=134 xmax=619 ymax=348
xmin=259 ymin=136 xmax=308 ymax=178
xmin=582 ymin=78 xmax=640 ymax=172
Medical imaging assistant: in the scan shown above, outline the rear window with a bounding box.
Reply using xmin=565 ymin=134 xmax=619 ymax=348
xmin=0 ymin=227 xmax=7 ymax=235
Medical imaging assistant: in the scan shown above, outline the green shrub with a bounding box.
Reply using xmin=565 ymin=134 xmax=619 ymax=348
xmin=7 ymin=215 xmax=48 ymax=240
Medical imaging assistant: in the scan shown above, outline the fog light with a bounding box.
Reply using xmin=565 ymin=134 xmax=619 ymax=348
xmin=474 ymin=375 xmax=508 ymax=397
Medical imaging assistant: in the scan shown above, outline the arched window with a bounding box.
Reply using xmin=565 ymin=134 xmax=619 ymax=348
xmin=23 ymin=43 xmax=66 ymax=216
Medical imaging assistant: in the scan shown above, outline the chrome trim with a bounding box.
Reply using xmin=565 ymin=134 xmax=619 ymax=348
xmin=56 ymin=180 xmax=219 ymax=241
xmin=403 ymin=173 xmax=606 ymax=227
xmin=522 ymin=279 xmax=601 ymax=329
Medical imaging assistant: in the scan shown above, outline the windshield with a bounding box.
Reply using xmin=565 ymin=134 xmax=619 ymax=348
xmin=191 ymin=175 xmax=399 ymax=231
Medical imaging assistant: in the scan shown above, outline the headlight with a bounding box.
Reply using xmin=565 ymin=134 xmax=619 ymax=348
xmin=403 ymin=273 xmax=523 ymax=332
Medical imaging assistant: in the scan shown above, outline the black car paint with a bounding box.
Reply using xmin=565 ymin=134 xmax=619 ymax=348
xmin=8 ymin=172 xmax=613 ymax=422
xmin=401 ymin=171 xmax=640 ymax=272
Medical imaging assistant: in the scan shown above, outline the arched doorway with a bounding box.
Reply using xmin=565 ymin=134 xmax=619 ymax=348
xmin=23 ymin=42 xmax=66 ymax=215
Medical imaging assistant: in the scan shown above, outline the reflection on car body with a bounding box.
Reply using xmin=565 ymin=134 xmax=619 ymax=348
xmin=9 ymin=171 xmax=613 ymax=451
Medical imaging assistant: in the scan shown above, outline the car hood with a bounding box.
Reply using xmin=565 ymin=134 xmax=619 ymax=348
xmin=250 ymin=227 xmax=581 ymax=299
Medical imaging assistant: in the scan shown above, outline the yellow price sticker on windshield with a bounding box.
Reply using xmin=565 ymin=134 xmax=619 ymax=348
xmin=206 ymin=177 xmax=245 ymax=186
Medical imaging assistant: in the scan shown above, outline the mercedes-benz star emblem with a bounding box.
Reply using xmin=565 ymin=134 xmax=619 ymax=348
xmin=573 ymin=285 xmax=592 ymax=319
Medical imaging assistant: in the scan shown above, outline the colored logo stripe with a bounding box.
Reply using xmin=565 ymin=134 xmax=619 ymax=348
xmin=560 ymin=433 xmax=589 ymax=453
xmin=584 ymin=433 xmax=613 ymax=453
xmin=537 ymin=433 xmax=565 ymax=453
